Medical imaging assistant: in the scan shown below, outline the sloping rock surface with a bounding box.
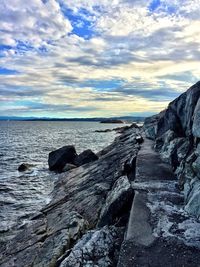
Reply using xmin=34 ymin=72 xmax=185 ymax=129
xmin=0 ymin=126 xmax=140 ymax=267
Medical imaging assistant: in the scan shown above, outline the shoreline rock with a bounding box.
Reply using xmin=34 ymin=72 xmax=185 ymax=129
xmin=48 ymin=146 xmax=99 ymax=173
xmin=48 ymin=145 xmax=77 ymax=172
xmin=18 ymin=163 xmax=32 ymax=172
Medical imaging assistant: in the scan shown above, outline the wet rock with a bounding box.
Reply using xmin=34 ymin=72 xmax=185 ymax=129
xmin=74 ymin=149 xmax=98 ymax=166
xmin=98 ymin=176 xmax=134 ymax=227
xmin=18 ymin=163 xmax=31 ymax=172
xmin=59 ymin=226 xmax=124 ymax=267
xmin=48 ymin=145 xmax=77 ymax=172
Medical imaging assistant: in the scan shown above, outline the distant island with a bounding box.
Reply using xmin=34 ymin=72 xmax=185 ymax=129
xmin=100 ymin=119 xmax=124 ymax=124
xmin=0 ymin=116 xmax=146 ymax=123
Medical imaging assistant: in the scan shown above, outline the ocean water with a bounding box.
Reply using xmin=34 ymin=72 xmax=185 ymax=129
xmin=0 ymin=121 xmax=128 ymax=239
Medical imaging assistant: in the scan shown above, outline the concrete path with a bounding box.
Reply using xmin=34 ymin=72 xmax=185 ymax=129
xmin=117 ymin=138 xmax=200 ymax=267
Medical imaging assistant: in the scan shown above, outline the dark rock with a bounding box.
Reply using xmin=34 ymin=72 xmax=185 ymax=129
xmin=74 ymin=149 xmax=98 ymax=166
xmin=135 ymin=135 xmax=144 ymax=144
xmin=48 ymin=145 xmax=77 ymax=172
xmin=95 ymin=129 xmax=112 ymax=133
xmin=18 ymin=163 xmax=31 ymax=172
xmin=100 ymin=119 xmax=124 ymax=124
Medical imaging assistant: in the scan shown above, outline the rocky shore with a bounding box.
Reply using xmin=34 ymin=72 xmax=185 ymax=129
xmin=0 ymin=125 xmax=141 ymax=267
xmin=1 ymin=82 xmax=200 ymax=267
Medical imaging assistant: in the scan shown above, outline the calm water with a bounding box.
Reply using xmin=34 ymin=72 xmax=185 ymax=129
xmin=0 ymin=121 xmax=127 ymax=238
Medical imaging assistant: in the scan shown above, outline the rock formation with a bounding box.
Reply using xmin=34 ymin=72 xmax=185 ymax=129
xmin=144 ymin=81 xmax=200 ymax=219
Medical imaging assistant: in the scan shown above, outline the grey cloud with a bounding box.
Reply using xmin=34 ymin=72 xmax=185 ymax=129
xmin=111 ymin=82 xmax=180 ymax=101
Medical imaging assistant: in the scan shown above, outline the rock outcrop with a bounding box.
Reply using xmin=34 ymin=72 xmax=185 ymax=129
xmin=144 ymin=81 xmax=200 ymax=218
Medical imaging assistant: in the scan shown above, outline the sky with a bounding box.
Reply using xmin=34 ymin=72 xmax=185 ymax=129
xmin=0 ymin=0 xmax=200 ymax=118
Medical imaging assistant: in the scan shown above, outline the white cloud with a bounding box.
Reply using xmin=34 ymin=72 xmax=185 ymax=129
xmin=0 ymin=0 xmax=72 ymax=47
xmin=0 ymin=0 xmax=200 ymax=117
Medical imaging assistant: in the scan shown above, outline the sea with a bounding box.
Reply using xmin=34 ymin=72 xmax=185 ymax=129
xmin=0 ymin=121 xmax=130 ymax=240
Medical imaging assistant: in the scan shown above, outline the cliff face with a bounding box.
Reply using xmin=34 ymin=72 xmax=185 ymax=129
xmin=144 ymin=81 xmax=200 ymax=218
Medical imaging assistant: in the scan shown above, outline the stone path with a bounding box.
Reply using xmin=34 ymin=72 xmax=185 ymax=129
xmin=118 ymin=138 xmax=200 ymax=267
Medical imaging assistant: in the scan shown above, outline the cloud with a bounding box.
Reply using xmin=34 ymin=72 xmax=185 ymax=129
xmin=0 ymin=0 xmax=200 ymax=117
xmin=0 ymin=0 xmax=72 ymax=48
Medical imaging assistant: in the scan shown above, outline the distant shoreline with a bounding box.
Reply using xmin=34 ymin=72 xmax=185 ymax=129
xmin=0 ymin=116 xmax=146 ymax=122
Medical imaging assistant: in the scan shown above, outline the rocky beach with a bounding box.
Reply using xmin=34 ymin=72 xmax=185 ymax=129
xmin=1 ymin=82 xmax=200 ymax=266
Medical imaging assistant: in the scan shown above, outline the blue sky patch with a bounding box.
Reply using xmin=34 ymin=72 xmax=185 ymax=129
xmin=149 ymin=0 xmax=161 ymax=12
xmin=0 ymin=68 xmax=19 ymax=75
xmin=62 ymin=7 xmax=95 ymax=39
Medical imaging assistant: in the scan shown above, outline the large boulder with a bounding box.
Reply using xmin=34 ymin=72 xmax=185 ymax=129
xmin=48 ymin=145 xmax=77 ymax=172
xmin=74 ymin=149 xmax=98 ymax=166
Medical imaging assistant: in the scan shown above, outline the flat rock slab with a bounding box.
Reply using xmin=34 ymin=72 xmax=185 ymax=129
xmin=118 ymin=137 xmax=200 ymax=267
xmin=135 ymin=137 xmax=175 ymax=182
